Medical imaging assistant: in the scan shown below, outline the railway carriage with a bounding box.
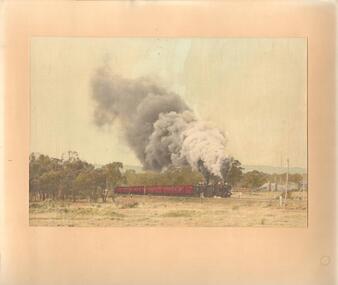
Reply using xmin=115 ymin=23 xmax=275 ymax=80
xmin=115 ymin=183 xmax=232 ymax=198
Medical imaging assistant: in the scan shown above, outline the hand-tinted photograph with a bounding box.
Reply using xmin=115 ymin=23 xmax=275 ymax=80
xmin=29 ymin=38 xmax=307 ymax=227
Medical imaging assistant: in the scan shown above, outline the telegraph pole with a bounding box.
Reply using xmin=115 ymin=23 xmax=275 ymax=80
xmin=284 ymin=158 xmax=289 ymax=207
xmin=279 ymin=154 xmax=283 ymax=185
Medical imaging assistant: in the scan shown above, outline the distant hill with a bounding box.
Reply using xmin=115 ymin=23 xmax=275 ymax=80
xmin=242 ymin=165 xmax=307 ymax=174
xmin=95 ymin=163 xmax=306 ymax=175
xmin=123 ymin=164 xmax=307 ymax=175
xmin=123 ymin=164 xmax=144 ymax=173
xmin=94 ymin=163 xmax=144 ymax=173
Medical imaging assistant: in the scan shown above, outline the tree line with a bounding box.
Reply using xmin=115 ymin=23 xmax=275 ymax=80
xmin=29 ymin=151 xmax=305 ymax=202
xmin=29 ymin=151 xmax=205 ymax=202
xmin=237 ymin=170 xmax=305 ymax=189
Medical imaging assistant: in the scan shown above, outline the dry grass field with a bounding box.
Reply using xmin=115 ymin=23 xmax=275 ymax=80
xmin=29 ymin=191 xmax=307 ymax=227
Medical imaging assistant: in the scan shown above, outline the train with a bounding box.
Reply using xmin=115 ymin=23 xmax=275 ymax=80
xmin=115 ymin=183 xmax=232 ymax=198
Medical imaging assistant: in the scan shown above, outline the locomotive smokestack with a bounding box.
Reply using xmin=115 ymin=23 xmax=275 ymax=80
xmin=91 ymin=64 xmax=234 ymax=179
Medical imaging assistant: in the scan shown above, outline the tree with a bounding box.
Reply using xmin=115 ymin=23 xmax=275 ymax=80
xmin=104 ymin=162 xmax=125 ymax=188
xmin=92 ymin=168 xmax=107 ymax=202
xmin=29 ymin=153 xmax=63 ymax=200
xmin=163 ymin=166 xmax=203 ymax=186
xmin=38 ymin=170 xmax=62 ymax=200
xmin=241 ymin=170 xmax=267 ymax=189
xmin=289 ymin=173 xmax=303 ymax=185
xmin=74 ymin=169 xmax=95 ymax=201
xmin=227 ymin=159 xmax=243 ymax=186
xmin=125 ymin=169 xmax=138 ymax=185
xmin=65 ymin=159 xmax=93 ymax=201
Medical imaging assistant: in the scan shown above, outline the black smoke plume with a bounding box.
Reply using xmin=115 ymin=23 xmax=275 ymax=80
xmin=91 ymin=64 xmax=233 ymax=181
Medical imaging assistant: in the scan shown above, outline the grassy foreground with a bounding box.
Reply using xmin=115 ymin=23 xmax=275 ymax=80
xmin=29 ymin=191 xmax=307 ymax=227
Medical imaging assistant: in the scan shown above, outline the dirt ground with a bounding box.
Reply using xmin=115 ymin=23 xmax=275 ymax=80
xmin=29 ymin=191 xmax=307 ymax=227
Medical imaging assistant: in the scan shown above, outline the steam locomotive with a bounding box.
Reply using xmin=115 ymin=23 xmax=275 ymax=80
xmin=115 ymin=183 xmax=232 ymax=198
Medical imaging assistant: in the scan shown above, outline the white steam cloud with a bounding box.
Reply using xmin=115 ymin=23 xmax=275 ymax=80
xmin=91 ymin=64 xmax=233 ymax=181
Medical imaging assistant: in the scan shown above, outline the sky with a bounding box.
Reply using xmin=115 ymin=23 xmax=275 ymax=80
xmin=30 ymin=38 xmax=307 ymax=169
